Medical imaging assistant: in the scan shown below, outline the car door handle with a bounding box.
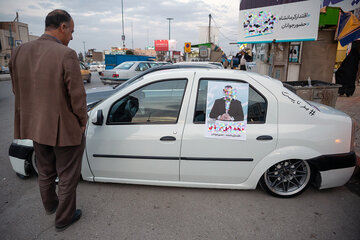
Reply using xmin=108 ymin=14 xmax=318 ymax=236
xmin=256 ymin=135 xmax=273 ymax=141
xmin=160 ymin=136 xmax=176 ymax=141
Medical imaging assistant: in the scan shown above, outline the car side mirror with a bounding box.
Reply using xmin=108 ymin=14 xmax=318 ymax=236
xmin=92 ymin=109 xmax=104 ymax=125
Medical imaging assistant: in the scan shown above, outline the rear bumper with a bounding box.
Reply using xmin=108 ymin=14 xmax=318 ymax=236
xmin=8 ymin=143 xmax=33 ymax=176
xmin=100 ymin=77 xmax=128 ymax=85
xmin=308 ymin=152 xmax=356 ymax=189
xmin=9 ymin=142 xmax=33 ymax=159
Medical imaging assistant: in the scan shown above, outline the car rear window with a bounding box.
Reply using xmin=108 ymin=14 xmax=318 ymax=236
xmin=115 ymin=62 xmax=135 ymax=70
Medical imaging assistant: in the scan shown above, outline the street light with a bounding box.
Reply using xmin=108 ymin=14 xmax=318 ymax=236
xmin=166 ymin=17 xmax=173 ymax=60
xmin=121 ymin=0 xmax=126 ymax=49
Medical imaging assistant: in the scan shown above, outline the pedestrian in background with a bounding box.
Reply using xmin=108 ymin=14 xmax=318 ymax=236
xmin=222 ymin=56 xmax=229 ymax=69
xmin=9 ymin=9 xmax=87 ymax=232
xmin=239 ymin=49 xmax=252 ymax=71
xmin=336 ymin=40 xmax=360 ymax=97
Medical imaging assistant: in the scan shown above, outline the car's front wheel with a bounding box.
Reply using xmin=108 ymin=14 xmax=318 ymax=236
xmin=260 ymin=159 xmax=311 ymax=198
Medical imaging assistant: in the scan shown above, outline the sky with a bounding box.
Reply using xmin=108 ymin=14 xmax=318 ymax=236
xmin=0 ymin=0 xmax=242 ymax=56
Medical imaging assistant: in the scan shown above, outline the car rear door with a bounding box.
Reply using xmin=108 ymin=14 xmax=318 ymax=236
xmin=180 ymin=72 xmax=278 ymax=184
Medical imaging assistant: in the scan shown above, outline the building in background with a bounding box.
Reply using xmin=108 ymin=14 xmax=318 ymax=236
xmin=133 ymin=48 xmax=156 ymax=56
xmin=86 ymin=49 xmax=105 ymax=62
xmin=0 ymin=14 xmax=39 ymax=67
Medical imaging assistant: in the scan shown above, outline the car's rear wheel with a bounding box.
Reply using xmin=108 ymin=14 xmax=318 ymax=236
xmin=30 ymin=150 xmax=38 ymax=175
xmin=260 ymin=159 xmax=311 ymax=198
xmin=16 ymin=173 xmax=27 ymax=179
xmin=87 ymin=74 xmax=91 ymax=83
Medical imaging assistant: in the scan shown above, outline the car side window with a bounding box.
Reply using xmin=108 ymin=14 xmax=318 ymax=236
xmin=107 ymin=79 xmax=187 ymax=124
xmin=194 ymin=80 xmax=267 ymax=124
xmin=135 ymin=63 xmax=150 ymax=71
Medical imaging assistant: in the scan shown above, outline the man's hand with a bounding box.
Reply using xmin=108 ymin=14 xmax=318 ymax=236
xmin=81 ymin=126 xmax=86 ymax=133
xmin=219 ymin=113 xmax=232 ymax=121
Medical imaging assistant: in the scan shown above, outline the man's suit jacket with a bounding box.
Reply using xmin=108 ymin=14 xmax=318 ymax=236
xmin=9 ymin=34 xmax=88 ymax=147
xmin=209 ymin=98 xmax=244 ymax=121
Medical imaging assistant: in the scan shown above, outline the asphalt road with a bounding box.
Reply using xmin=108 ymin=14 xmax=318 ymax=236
xmin=0 ymin=73 xmax=359 ymax=240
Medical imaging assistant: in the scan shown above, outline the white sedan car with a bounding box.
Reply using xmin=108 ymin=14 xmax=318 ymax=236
xmin=8 ymin=66 xmax=356 ymax=197
xmin=89 ymin=62 xmax=105 ymax=74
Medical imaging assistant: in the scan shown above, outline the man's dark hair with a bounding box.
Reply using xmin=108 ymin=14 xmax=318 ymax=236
xmin=45 ymin=9 xmax=71 ymax=30
xmin=224 ymin=85 xmax=232 ymax=89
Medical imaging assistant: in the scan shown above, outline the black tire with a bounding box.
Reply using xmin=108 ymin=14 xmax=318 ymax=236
xmin=16 ymin=172 xmax=28 ymax=179
xmin=259 ymin=159 xmax=312 ymax=198
xmin=29 ymin=150 xmax=38 ymax=175
xmin=87 ymin=74 xmax=91 ymax=83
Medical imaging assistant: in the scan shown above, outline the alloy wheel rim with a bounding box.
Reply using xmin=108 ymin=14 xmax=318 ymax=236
xmin=264 ymin=160 xmax=310 ymax=196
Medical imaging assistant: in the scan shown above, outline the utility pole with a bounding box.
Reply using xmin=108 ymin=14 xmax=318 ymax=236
xmin=121 ymin=0 xmax=126 ymax=49
xmin=208 ymin=14 xmax=211 ymax=43
xmin=83 ymin=41 xmax=86 ymax=60
xmin=131 ymin=22 xmax=134 ymax=50
xmin=147 ymin=29 xmax=149 ymax=48
xmin=166 ymin=17 xmax=173 ymax=60
xmin=9 ymin=12 xmax=19 ymax=51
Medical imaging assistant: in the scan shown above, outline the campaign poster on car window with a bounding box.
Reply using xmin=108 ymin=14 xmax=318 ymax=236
xmin=205 ymin=81 xmax=249 ymax=140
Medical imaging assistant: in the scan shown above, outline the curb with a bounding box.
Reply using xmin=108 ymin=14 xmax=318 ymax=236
xmin=0 ymin=74 xmax=11 ymax=81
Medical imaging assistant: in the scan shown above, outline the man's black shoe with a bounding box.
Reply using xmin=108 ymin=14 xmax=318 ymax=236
xmin=46 ymin=200 xmax=59 ymax=215
xmin=55 ymin=209 xmax=82 ymax=232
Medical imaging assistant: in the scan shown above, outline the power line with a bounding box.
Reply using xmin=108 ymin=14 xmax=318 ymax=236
xmin=211 ymin=15 xmax=236 ymax=42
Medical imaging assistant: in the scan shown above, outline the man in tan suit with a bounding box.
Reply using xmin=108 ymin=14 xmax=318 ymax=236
xmin=9 ymin=9 xmax=88 ymax=232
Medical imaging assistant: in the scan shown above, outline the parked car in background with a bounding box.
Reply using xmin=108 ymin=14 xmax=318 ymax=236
xmin=0 ymin=64 xmax=9 ymax=74
xmin=80 ymin=62 xmax=91 ymax=83
xmin=100 ymin=61 xmax=161 ymax=85
xmin=8 ymin=65 xmax=356 ymax=198
xmin=89 ymin=61 xmax=106 ymax=74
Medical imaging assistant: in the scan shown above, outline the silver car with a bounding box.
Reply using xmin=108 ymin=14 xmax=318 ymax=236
xmin=100 ymin=61 xmax=159 ymax=85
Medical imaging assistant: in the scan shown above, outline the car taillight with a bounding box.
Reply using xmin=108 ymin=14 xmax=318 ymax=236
xmin=112 ymin=73 xmax=119 ymax=78
xmin=100 ymin=72 xmax=104 ymax=76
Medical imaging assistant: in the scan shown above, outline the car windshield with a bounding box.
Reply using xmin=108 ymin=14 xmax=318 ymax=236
xmin=114 ymin=62 xmax=135 ymax=70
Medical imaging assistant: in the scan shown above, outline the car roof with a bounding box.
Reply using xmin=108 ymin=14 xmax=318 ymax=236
xmin=173 ymin=61 xmax=223 ymax=68
xmin=174 ymin=61 xmax=219 ymax=64
xmin=112 ymin=64 xmax=233 ymax=89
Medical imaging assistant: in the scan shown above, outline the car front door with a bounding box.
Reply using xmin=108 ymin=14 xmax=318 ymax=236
xmin=86 ymin=73 xmax=193 ymax=182
xmin=180 ymin=73 xmax=278 ymax=184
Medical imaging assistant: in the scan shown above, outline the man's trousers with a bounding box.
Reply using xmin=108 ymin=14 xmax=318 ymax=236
xmin=33 ymin=135 xmax=85 ymax=227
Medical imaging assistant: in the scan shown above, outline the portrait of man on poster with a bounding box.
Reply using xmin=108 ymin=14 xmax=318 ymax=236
xmin=209 ymin=85 xmax=244 ymax=121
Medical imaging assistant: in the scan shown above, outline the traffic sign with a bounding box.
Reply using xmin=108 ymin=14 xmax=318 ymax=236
xmin=184 ymin=42 xmax=191 ymax=53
